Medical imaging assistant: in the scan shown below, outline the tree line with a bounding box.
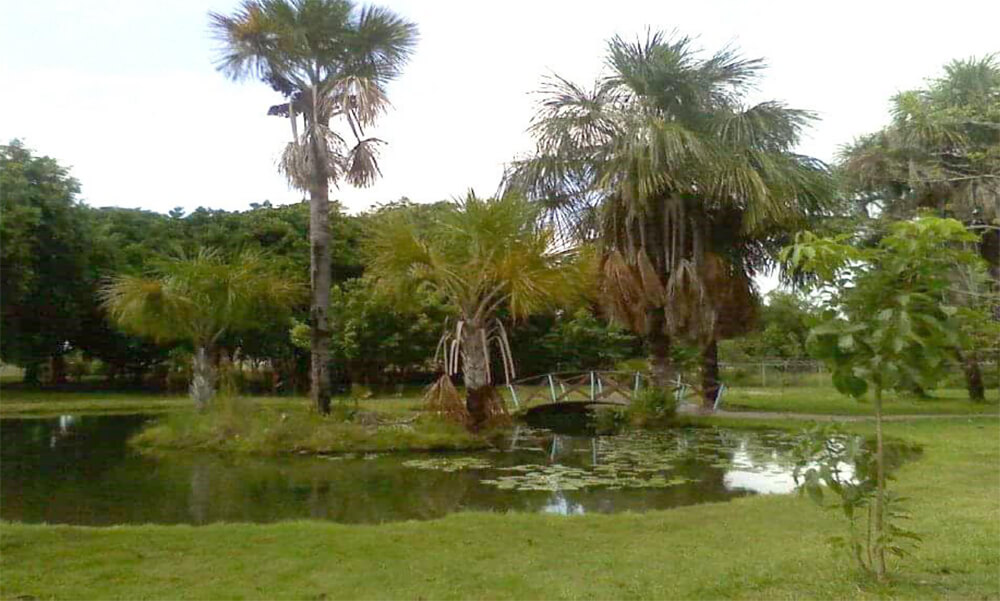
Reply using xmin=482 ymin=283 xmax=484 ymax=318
xmin=2 ymin=5 xmax=996 ymax=414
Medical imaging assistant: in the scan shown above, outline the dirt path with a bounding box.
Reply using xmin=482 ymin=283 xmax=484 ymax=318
xmin=680 ymin=407 xmax=1000 ymax=422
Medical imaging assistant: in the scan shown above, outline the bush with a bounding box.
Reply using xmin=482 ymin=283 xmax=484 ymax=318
xmin=627 ymin=387 xmax=677 ymax=426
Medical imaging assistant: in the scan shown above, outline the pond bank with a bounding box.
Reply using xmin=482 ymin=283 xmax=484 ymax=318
xmin=2 ymin=418 xmax=997 ymax=600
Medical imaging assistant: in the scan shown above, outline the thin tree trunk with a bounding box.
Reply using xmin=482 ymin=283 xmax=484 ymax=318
xmin=873 ymin=384 xmax=886 ymax=581
xmin=956 ymin=348 xmax=986 ymax=402
xmin=49 ymin=355 xmax=67 ymax=386
xmin=190 ymin=345 xmax=214 ymax=412
xmin=23 ymin=362 xmax=41 ymax=386
xmin=461 ymin=322 xmax=503 ymax=428
xmin=701 ymin=339 xmax=720 ymax=409
xmin=646 ymin=309 xmax=674 ymax=390
xmin=308 ymin=100 xmax=333 ymax=416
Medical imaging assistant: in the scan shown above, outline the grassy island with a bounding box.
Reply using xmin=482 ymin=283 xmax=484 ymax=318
xmin=128 ymin=397 xmax=490 ymax=455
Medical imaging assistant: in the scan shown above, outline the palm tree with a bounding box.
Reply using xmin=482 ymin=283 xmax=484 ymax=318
xmin=209 ymin=0 xmax=418 ymax=414
xmin=839 ymin=55 xmax=1000 ymax=401
xmin=101 ymin=249 xmax=303 ymax=410
xmin=365 ymin=193 xmax=586 ymax=427
xmin=508 ymin=31 xmax=832 ymax=406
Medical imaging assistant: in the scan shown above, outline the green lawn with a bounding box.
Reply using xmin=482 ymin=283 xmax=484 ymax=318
xmin=0 ymin=389 xmax=424 ymax=418
xmin=722 ymin=386 xmax=1000 ymax=416
xmin=2 ymin=417 xmax=998 ymax=600
xmin=4 ymin=383 xmax=996 ymax=418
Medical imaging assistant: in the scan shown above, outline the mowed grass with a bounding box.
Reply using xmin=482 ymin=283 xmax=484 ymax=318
xmin=2 ymin=417 xmax=998 ymax=600
xmin=0 ymin=389 xmax=425 ymax=418
xmin=723 ymin=386 xmax=1000 ymax=416
xmin=4 ymin=382 xmax=996 ymax=418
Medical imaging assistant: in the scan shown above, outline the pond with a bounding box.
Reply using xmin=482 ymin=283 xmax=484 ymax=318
xmin=0 ymin=414 xmax=909 ymax=526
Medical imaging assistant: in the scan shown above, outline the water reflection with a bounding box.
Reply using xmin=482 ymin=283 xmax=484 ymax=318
xmin=0 ymin=415 xmax=913 ymax=526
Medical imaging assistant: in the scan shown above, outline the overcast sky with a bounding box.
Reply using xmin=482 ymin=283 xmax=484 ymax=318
xmin=2 ymin=0 xmax=998 ymax=217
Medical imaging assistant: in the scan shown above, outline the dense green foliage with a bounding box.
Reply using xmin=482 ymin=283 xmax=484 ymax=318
xmin=291 ymin=276 xmax=448 ymax=387
xmin=0 ymin=141 xmax=91 ymax=383
xmin=784 ymin=217 xmax=985 ymax=399
xmin=719 ymin=290 xmax=822 ymax=361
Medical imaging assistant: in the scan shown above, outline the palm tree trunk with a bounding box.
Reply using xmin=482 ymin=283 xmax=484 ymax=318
xmin=461 ymin=322 xmax=502 ymax=428
xmin=190 ymin=346 xmax=214 ymax=412
xmin=49 ymin=355 xmax=67 ymax=386
xmin=701 ymin=339 xmax=720 ymax=409
xmin=956 ymin=347 xmax=986 ymax=402
xmin=646 ymin=309 xmax=674 ymax=390
xmin=23 ymin=362 xmax=41 ymax=386
xmin=308 ymin=107 xmax=333 ymax=416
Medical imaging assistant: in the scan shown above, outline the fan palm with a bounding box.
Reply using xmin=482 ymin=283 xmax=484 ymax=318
xmin=366 ymin=193 xmax=586 ymax=427
xmin=209 ymin=0 xmax=418 ymax=414
xmin=839 ymin=54 xmax=1000 ymax=400
xmin=101 ymin=249 xmax=303 ymax=410
xmin=508 ymin=31 xmax=833 ymax=406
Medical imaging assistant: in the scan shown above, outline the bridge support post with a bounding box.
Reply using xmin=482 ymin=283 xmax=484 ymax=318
xmin=507 ymin=384 xmax=520 ymax=409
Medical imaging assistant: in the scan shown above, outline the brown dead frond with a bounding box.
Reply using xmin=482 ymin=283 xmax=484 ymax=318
xmin=599 ymin=249 xmax=647 ymax=332
xmin=702 ymin=252 xmax=757 ymax=340
xmin=423 ymin=374 xmax=470 ymax=425
xmin=636 ymin=247 xmax=666 ymax=305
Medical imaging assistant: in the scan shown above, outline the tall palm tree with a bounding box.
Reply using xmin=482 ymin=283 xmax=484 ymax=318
xmin=508 ymin=31 xmax=833 ymax=406
xmin=839 ymin=54 xmax=1000 ymax=400
xmin=101 ymin=249 xmax=303 ymax=410
xmin=209 ymin=0 xmax=418 ymax=414
xmin=366 ymin=193 xmax=586 ymax=427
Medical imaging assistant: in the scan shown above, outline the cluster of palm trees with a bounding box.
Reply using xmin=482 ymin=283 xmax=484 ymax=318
xmin=102 ymin=0 xmax=993 ymax=422
xmin=159 ymin=1 xmax=838 ymax=419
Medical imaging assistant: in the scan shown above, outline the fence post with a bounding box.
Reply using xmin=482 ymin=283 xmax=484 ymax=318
xmin=760 ymin=362 xmax=766 ymax=387
xmin=590 ymin=371 xmax=595 ymax=401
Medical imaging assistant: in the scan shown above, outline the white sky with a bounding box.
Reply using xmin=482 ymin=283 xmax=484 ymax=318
xmin=2 ymin=0 xmax=998 ymax=218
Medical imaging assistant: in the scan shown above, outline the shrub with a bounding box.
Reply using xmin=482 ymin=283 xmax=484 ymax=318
xmin=627 ymin=387 xmax=677 ymax=426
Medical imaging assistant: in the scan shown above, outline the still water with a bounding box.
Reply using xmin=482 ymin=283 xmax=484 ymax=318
xmin=0 ymin=414 xmax=896 ymax=526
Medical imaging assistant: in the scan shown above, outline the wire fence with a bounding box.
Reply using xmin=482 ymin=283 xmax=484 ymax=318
xmin=711 ymin=353 xmax=1000 ymax=390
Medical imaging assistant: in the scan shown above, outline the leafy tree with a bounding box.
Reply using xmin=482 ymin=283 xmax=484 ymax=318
xmin=366 ymin=193 xmax=586 ymax=426
xmin=509 ymin=31 xmax=832 ymax=406
xmin=783 ymin=216 xmax=986 ymax=580
xmin=0 ymin=140 xmax=91 ymax=384
xmin=538 ymin=309 xmax=640 ymax=372
xmin=210 ymin=0 xmax=418 ymax=414
xmin=291 ymin=276 xmax=449 ymax=388
xmin=719 ymin=290 xmax=822 ymax=361
xmin=839 ymin=55 xmax=1000 ymax=399
xmin=101 ymin=249 xmax=303 ymax=409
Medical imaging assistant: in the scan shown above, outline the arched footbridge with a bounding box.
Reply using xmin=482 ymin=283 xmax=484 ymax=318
xmin=502 ymin=371 xmax=725 ymax=414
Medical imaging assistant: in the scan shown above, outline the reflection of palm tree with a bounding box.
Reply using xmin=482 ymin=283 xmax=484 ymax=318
xmin=188 ymin=459 xmax=211 ymax=524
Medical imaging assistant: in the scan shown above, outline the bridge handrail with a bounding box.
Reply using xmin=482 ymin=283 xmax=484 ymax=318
xmin=508 ymin=370 xmax=649 ymax=386
xmin=505 ymin=370 xmax=706 ymax=410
